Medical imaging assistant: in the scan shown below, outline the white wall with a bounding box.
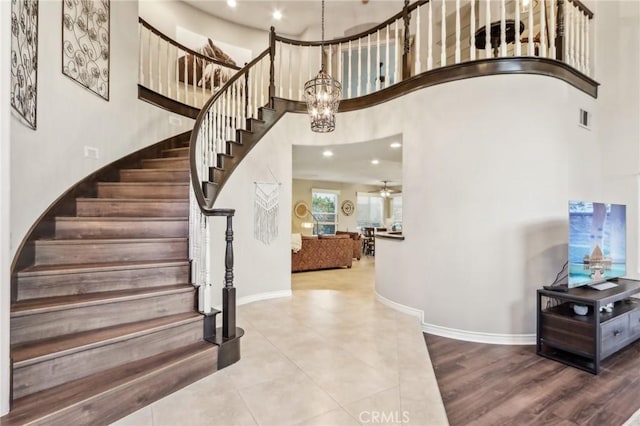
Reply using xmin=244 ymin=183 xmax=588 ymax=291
xmin=139 ymin=0 xmax=276 ymax=60
xmin=1 ymin=0 xmax=11 ymax=415
xmin=594 ymin=0 xmax=640 ymax=277
xmin=216 ymin=74 xmax=600 ymax=337
xmin=291 ymin=179 xmax=383 ymax=235
xmin=10 ymin=0 xmax=192 ymax=257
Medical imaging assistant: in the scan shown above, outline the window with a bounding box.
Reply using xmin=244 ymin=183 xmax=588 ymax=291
xmin=311 ymin=190 xmax=338 ymax=235
xmin=357 ymin=194 xmax=384 ymax=228
xmin=392 ymin=196 xmax=403 ymax=230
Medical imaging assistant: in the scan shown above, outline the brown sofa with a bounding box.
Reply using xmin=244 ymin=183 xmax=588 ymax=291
xmin=291 ymin=235 xmax=353 ymax=272
xmin=336 ymin=231 xmax=362 ymax=260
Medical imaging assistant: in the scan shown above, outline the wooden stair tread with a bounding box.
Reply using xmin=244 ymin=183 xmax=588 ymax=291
xmin=54 ymin=216 xmax=187 ymax=222
xmin=76 ymin=198 xmax=188 ymax=202
xmin=119 ymin=168 xmax=188 ymax=172
xmin=11 ymin=312 xmax=202 ymax=365
xmin=34 ymin=237 xmax=187 ymax=245
xmin=17 ymin=259 xmax=189 ymax=277
xmin=11 ymin=285 xmax=194 ymax=315
xmin=2 ymin=342 xmax=215 ymax=425
xmin=96 ymin=182 xmax=188 ymax=186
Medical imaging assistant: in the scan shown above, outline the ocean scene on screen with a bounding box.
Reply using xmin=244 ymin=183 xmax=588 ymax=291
xmin=568 ymin=201 xmax=626 ymax=288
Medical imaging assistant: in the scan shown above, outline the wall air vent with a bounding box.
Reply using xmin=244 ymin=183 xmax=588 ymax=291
xmin=579 ymin=109 xmax=591 ymax=130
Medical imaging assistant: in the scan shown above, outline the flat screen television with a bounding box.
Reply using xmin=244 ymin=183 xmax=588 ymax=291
xmin=568 ymin=201 xmax=626 ymax=288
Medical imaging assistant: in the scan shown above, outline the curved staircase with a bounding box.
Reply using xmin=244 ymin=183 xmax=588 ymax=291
xmin=2 ymin=132 xmax=218 ymax=425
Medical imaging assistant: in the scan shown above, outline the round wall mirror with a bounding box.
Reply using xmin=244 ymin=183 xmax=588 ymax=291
xmin=294 ymin=201 xmax=310 ymax=219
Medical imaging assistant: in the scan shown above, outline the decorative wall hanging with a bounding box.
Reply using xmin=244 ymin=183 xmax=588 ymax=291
xmin=62 ymin=0 xmax=110 ymax=100
xmin=254 ymin=182 xmax=280 ymax=245
xmin=10 ymin=0 xmax=39 ymax=129
xmin=341 ymin=200 xmax=355 ymax=216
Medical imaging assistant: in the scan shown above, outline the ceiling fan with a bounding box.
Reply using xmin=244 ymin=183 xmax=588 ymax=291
xmin=369 ymin=180 xmax=401 ymax=197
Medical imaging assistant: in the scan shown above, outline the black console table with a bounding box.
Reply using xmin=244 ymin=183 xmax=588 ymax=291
xmin=537 ymin=278 xmax=640 ymax=374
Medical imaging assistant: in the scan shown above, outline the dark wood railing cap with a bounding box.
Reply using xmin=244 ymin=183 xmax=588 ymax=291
xmin=567 ymin=0 xmax=594 ymax=18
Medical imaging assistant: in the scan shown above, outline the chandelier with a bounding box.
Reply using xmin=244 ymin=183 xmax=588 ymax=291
xmin=304 ymin=0 xmax=342 ymax=133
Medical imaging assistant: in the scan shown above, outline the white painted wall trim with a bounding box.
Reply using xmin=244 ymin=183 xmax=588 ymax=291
xmin=422 ymin=323 xmax=536 ymax=345
xmin=376 ymin=292 xmax=424 ymax=322
xmin=376 ymin=292 xmax=536 ymax=345
xmin=236 ymin=290 xmax=293 ymax=307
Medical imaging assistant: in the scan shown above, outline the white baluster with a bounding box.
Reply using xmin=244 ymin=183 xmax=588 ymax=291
xmin=278 ymin=43 xmax=283 ymax=98
xmin=428 ymin=2 xmax=433 ymax=70
xmin=175 ymin=48 xmax=180 ymax=102
xmin=455 ymin=0 xmax=461 ymax=63
xmin=260 ymin=58 xmax=264 ymax=108
xmin=528 ymin=0 xmax=534 ymax=56
xmin=338 ymin=43 xmax=343 ymax=95
xmin=385 ymin=25 xmax=389 ymax=87
xmin=540 ymin=0 xmax=547 ymax=57
xmin=549 ymin=0 xmax=556 ymax=59
xmin=149 ymin=31 xmax=153 ymax=90
xmin=201 ymin=61 xmax=206 ymax=106
xmin=167 ymin=44 xmax=172 ymax=99
xmin=571 ymin=6 xmax=576 ymax=68
xmin=441 ymin=0 xmax=446 ymax=66
xmin=157 ymin=33 xmax=162 ymax=94
xmin=348 ymin=40 xmax=352 ymax=98
xmin=500 ymin=0 xmax=506 ymax=57
xmin=139 ymin=24 xmax=144 ymax=86
xmin=192 ymin=51 xmax=196 ymax=106
xmin=367 ymin=34 xmax=371 ymax=93
xmin=288 ymin=45 xmax=293 ymax=99
xmin=415 ymin=6 xmax=422 ymax=73
xmin=357 ymin=38 xmax=362 ymax=97
xmin=485 ymin=0 xmax=491 ymax=58
xmin=470 ymin=0 xmax=476 ymax=60
xmin=394 ymin=20 xmax=400 ymax=83
xmin=299 ymin=46 xmax=303 ymax=100
xmin=581 ymin=13 xmax=586 ymax=73
xmin=376 ymin=30 xmax=381 ymax=91
xmin=183 ymin=49 xmax=188 ymax=104
xmin=514 ymin=0 xmax=521 ymax=56
xmin=585 ymin=15 xmax=590 ymax=76
xmin=564 ymin=3 xmax=570 ymax=66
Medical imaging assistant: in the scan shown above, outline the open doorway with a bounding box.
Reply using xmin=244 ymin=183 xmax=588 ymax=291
xmin=290 ymin=135 xmax=403 ymax=291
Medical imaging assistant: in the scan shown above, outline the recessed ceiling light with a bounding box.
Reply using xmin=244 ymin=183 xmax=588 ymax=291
xmin=322 ymin=150 xmax=333 ymax=157
xmin=227 ymin=0 xmax=237 ymax=7
xmin=390 ymin=142 xmax=402 ymax=148
xmin=371 ymin=159 xmax=380 ymax=165
xmin=273 ymin=9 xmax=282 ymax=20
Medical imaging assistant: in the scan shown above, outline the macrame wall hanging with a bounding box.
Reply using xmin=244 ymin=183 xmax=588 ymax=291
xmin=254 ymin=181 xmax=280 ymax=245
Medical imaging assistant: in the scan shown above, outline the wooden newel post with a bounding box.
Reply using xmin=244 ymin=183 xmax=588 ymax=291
xmin=269 ymin=26 xmax=276 ymax=108
xmin=402 ymin=0 xmax=411 ymax=80
xmin=555 ymin=0 xmax=565 ymax=61
xmin=222 ymin=214 xmax=236 ymax=339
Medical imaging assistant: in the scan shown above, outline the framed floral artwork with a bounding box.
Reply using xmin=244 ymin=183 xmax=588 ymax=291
xmin=62 ymin=0 xmax=110 ymax=100
xmin=11 ymin=0 xmax=39 ymax=130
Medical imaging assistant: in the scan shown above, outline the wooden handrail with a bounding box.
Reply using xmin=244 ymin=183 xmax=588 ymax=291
xmin=188 ymin=47 xmax=271 ymax=215
xmin=567 ymin=0 xmax=594 ymax=19
xmin=274 ymin=0 xmax=428 ymax=47
xmin=138 ymin=17 xmax=241 ymax=70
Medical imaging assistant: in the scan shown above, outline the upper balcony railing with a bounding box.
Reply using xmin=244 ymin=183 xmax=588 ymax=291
xmin=138 ymin=18 xmax=241 ymax=110
xmin=270 ymin=0 xmax=594 ymax=105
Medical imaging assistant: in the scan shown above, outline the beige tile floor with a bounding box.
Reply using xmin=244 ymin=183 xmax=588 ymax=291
xmin=113 ymin=257 xmax=449 ymax=426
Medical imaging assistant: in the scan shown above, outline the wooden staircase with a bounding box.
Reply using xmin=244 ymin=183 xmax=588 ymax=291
xmin=2 ymin=132 xmax=219 ymax=425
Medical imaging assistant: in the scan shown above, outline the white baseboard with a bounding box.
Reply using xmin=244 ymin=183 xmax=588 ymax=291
xmin=237 ymin=290 xmax=293 ymax=306
xmin=422 ymin=323 xmax=536 ymax=345
xmin=375 ymin=292 xmax=424 ymax=322
xmin=376 ymin=291 xmax=536 ymax=345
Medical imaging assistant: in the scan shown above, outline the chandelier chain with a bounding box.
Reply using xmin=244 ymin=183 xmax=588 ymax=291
xmin=321 ymin=0 xmax=325 ymax=46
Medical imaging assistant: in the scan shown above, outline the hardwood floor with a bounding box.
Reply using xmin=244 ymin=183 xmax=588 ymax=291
xmin=424 ymin=334 xmax=640 ymax=426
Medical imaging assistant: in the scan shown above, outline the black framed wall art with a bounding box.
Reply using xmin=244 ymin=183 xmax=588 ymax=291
xmin=10 ymin=0 xmax=39 ymax=129
xmin=62 ymin=0 xmax=110 ymax=100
